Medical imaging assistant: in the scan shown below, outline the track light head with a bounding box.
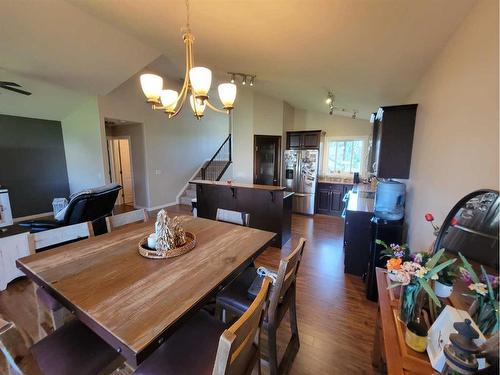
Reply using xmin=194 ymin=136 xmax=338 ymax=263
xmin=249 ymin=76 xmax=254 ymax=87
xmin=242 ymin=76 xmax=247 ymax=85
xmin=230 ymin=74 xmax=235 ymax=84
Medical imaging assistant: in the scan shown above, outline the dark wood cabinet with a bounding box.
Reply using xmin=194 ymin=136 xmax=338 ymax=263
xmin=343 ymin=209 xmax=373 ymax=276
xmin=316 ymin=187 xmax=331 ymax=215
xmin=286 ymin=131 xmax=321 ymax=150
xmin=370 ymin=104 xmax=417 ymax=179
xmin=315 ymin=183 xmax=352 ymax=216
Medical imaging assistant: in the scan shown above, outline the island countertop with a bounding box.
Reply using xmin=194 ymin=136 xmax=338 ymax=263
xmin=190 ymin=179 xmax=286 ymax=191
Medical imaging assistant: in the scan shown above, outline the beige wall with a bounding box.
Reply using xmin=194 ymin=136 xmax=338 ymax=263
xmin=405 ymin=0 xmax=499 ymax=251
xmin=253 ymin=93 xmax=284 ymax=136
xmin=61 ymin=97 xmax=107 ymax=194
xmin=99 ymin=72 xmax=229 ymax=209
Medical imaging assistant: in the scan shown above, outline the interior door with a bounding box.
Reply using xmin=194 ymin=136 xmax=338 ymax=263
xmin=107 ymin=138 xmax=134 ymax=206
xmin=254 ymin=135 xmax=281 ymax=186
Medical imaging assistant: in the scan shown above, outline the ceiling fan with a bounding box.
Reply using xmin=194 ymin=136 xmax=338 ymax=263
xmin=0 ymin=81 xmax=32 ymax=96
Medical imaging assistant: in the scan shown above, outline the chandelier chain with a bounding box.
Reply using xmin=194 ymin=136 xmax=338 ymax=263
xmin=185 ymin=0 xmax=191 ymax=31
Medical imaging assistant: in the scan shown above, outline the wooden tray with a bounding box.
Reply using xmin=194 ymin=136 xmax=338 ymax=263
xmin=138 ymin=232 xmax=196 ymax=259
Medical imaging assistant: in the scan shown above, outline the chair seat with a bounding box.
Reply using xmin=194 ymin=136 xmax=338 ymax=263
xmin=36 ymin=287 xmax=63 ymax=311
xmin=216 ymin=267 xmax=257 ymax=315
xmin=135 ymin=310 xmax=227 ymax=375
xmin=31 ymin=319 xmax=120 ymax=375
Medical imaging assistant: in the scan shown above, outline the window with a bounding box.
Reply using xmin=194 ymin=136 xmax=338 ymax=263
xmin=326 ymin=138 xmax=366 ymax=175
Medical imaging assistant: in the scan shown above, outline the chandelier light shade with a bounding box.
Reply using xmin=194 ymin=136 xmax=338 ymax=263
xmin=160 ymin=89 xmax=179 ymax=113
xmin=189 ymin=67 xmax=212 ymax=99
xmin=140 ymin=74 xmax=163 ymax=103
xmin=218 ymin=83 xmax=237 ymax=109
xmin=189 ymin=95 xmax=206 ymax=117
xmin=138 ymin=0 xmax=235 ymax=120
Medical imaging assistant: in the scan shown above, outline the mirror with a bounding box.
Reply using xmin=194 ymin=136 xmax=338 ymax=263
xmin=433 ymin=189 xmax=499 ymax=269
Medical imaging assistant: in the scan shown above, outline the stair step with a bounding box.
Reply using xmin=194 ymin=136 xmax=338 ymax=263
xmin=184 ymin=189 xmax=196 ymax=198
xmin=179 ymin=196 xmax=194 ymax=205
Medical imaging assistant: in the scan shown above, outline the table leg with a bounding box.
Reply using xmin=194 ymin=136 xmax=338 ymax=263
xmin=372 ymin=307 xmax=383 ymax=369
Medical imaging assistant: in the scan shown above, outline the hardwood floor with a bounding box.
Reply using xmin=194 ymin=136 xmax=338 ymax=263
xmin=0 ymin=206 xmax=378 ymax=374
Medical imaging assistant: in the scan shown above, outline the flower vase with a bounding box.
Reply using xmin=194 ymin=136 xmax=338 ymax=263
xmin=398 ymin=282 xmax=424 ymax=325
xmin=471 ymin=298 xmax=498 ymax=336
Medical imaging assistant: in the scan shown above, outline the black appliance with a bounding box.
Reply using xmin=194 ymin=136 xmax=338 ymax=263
xmin=366 ymin=216 xmax=404 ymax=301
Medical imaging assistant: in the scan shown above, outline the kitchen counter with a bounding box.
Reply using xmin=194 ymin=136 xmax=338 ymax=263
xmin=346 ymin=184 xmax=375 ymax=213
xmin=190 ymin=180 xmax=286 ymax=191
xmin=190 ymin=180 xmax=291 ymax=247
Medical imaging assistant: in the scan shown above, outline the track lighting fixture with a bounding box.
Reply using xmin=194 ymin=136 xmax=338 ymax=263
xmin=325 ymin=90 xmax=358 ymax=118
xmin=227 ymin=72 xmax=256 ymax=87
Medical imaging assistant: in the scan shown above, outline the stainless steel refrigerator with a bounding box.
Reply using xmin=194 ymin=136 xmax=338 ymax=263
xmin=284 ymin=149 xmax=319 ymax=215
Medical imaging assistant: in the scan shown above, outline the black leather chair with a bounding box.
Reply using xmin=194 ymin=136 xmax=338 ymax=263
xmin=19 ymin=183 xmax=122 ymax=235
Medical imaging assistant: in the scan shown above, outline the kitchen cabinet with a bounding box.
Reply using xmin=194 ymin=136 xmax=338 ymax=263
xmin=370 ymin=104 xmax=418 ymax=179
xmin=315 ymin=183 xmax=352 ymax=216
xmin=286 ymin=131 xmax=321 ymax=150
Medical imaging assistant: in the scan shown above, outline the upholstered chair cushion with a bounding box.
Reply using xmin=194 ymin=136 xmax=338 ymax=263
xmin=31 ymin=319 xmax=120 ymax=375
xmin=134 ymin=310 xmax=226 ymax=375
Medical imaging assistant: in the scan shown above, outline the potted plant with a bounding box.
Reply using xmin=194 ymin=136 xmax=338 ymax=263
xmin=377 ymin=240 xmax=457 ymax=324
xmin=459 ymin=253 xmax=499 ymax=336
xmin=434 ymin=257 xmax=458 ymax=298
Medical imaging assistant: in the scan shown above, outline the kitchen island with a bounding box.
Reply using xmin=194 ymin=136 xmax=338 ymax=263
xmin=189 ymin=180 xmax=292 ymax=248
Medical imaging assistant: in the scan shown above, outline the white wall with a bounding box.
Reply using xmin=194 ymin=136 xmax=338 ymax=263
xmin=405 ymin=0 xmax=499 ymax=251
xmin=99 ymin=72 xmax=229 ymax=209
xmin=62 ymin=97 xmax=107 ymax=193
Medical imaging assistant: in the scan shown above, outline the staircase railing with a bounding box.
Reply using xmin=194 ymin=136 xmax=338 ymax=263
xmin=201 ymin=134 xmax=232 ymax=181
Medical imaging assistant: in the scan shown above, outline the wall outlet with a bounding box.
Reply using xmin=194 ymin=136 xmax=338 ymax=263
xmin=155 ymin=169 xmax=162 ymax=175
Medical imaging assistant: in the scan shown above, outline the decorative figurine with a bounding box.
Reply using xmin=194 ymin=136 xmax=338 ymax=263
xmin=171 ymin=216 xmax=187 ymax=247
xmin=441 ymin=319 xmax=480 ymax=374
xmin=155 ymin=209 xmax=170 ymax=253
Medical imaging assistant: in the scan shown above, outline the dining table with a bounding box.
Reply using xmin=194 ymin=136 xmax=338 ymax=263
xmin=16 ymin=215 xmax=276 ymax=367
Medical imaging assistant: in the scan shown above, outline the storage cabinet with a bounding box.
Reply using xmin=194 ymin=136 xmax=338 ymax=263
xmin=286 ymin=131 xmax=321 ymax=150
xmin=370 ymin=104 xmax=418 ymax=179
xmin=315 ymin=183 xmax=352 ymax=216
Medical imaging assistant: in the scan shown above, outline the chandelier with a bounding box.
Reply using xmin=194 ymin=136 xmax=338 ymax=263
xmin=139 ymin=0 xmax=236 ymax=120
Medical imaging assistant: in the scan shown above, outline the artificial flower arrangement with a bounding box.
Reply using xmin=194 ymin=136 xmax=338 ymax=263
xmin=458 ymin=253 xmax=499 ymax=335
xmin=377 ymin=240 xmax=456 ymax=324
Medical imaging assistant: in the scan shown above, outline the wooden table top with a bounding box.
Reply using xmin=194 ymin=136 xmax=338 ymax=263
xmin=17 ymin=216 xmax=275 ymax=366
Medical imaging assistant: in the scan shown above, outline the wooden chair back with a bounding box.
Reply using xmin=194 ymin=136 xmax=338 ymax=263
xmin=28 ymin=221 xmax=94 ymax=253
xmin=213 ymin=277 xmax=271 ymax=375
xmin=106 ymin=209 xmax=148 ymax=232
xmin=216 ymin=208 xmax=250 ymax=227
xmin=268 ymin=238 xmax=306 ymax=322
xmin=0 ymin=316 xmax=41 ymax=375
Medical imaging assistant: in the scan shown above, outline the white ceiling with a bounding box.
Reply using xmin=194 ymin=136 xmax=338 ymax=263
xmin=1 ymin=0 xmax=475 ymax=120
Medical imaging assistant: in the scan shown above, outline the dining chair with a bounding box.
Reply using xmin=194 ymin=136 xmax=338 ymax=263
xmin=133 ymin=277 xmax=271 ymax=375
xmin=106 ymin=208 xmax=148 ymax=232
xmin=216 ymin=237 xmax=307 ymax=375
xmin=0 ymin=316 xmax=123 ymax=375
xmin=27 ymin=221 xmax=94 ymax=340
xmin=216 ymin=208 xmax=250 ymax=227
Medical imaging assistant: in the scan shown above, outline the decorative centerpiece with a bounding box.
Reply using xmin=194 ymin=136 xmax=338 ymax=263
xmin=138 ymin=209 xmax=196 ymax=259
xmin=459 ymin=253 xmax=499 ymax=336
xmin=379 ymin=240 xmax=456 ymax=324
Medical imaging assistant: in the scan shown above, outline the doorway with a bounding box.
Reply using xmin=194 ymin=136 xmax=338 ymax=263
xmin=107 ymin=137 xmax=134 ymax=206
xmin=254 ymin=135 xmax=281 ymax=186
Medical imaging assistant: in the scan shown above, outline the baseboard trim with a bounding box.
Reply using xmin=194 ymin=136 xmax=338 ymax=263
xmin=13 ymin=211 xmax=53 ymax=222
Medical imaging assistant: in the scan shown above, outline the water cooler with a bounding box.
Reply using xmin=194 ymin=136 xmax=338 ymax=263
xmin=366 ymin=180 xmax=406 ymax=301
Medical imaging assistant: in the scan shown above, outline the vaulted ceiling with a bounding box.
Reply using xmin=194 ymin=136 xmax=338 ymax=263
xmin=1 ymin=0 xmax=475 ymax=119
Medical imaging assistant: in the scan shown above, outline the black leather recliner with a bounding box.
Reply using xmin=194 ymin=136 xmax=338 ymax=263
xmin=19 ymin=183 xmax=122 ymax=235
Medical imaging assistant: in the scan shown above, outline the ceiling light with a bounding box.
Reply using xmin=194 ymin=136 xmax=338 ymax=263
xmin=249 ymin=76 xmax=255 ymax=87
xmin=138 ymin=0 xmax=235 ymax=120
xmin=242 ymin=76 xmax=247 ymax=85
